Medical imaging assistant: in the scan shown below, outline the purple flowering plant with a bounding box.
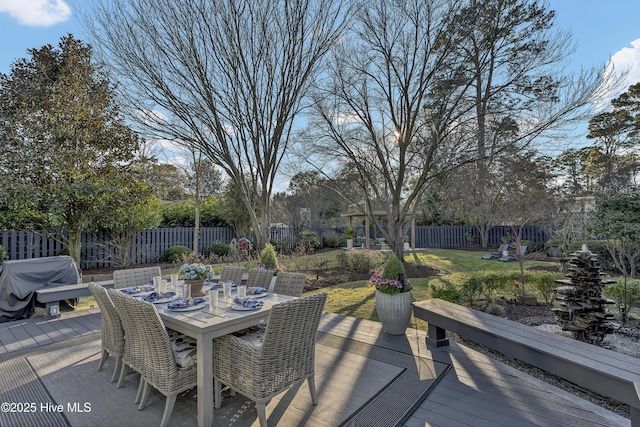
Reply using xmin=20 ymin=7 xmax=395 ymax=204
xmin=370 ymin=273 xmax=411 ymax=295
xmin=257 ymin=263 xmax=286 ymax=274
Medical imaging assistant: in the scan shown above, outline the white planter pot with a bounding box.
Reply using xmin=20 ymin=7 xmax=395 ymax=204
xmin=375 ymin=290 xmax=413 ymax=335
xmin=346 ymin=239 xmax=353 ymax=249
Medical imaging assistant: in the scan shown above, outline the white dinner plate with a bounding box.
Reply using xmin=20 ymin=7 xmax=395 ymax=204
xmin=168 ymin=303 xmax=206 ymax=312
xmin=246 ymin=291 xmax=269 ymax=298
xmin=152 ymin=295 xmax=178 ymax=304
xmin=231 ymin=304 xmax=263 ymax=311
xmin=134 ymin=291 xmax=155 ymax=298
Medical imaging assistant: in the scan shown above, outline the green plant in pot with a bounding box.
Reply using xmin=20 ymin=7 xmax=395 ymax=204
xmin=371 ymin=253 xmax=413 ymax=335
xmin=343 ymin=227 xmax=356 ymax=249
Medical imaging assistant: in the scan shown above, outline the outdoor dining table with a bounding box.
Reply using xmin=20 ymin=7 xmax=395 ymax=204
xmin=157 ymin=292 xmax=294 ymax=427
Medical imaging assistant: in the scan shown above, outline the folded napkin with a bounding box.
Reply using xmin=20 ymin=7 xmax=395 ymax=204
xmin=247 ymin=286 xmax=266 ymax=295
xmin=120 ymin=287 xmax=138 ymax=295
xmin=142 ymin=291 xmax=176 ymax=302
xmin=167 ymin=297 xmax=206 ymax=309
xmin=233 ymin=297 xmax=264 ymax=308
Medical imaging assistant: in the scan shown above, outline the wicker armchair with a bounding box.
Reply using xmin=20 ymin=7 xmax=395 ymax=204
xmin=246 ymin=267 xmax=274 ymax=289
xmin=219 ymin=265 xmax=245 ymax=285
xmin=113 ymin=266 xmax=162 ymax=289
xmin=118 ymin=294 xmax=198 ymax=427
xmin=214 ymin=292 xmax=327 ymax=427
xmin=107 ymin=289 xmax=148 ymax=402
xmin=88 ymin=282 xmax=124 ymax=383
xmin=271 ymin=271 xmax=306 ymax=297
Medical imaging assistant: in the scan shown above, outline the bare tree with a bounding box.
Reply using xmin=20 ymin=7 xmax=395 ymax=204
xmin=83 ymin=0 xmax=348 ymax=250
xmin=299 ymin=0 xmax=478 ymax=259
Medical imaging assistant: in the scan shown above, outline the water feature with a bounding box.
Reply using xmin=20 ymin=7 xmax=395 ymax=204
xmin=551 ymin=245 xmax=617 ymax=343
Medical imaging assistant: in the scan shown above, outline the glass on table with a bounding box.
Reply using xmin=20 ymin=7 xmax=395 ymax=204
xmin=153 ymin=276 xmax=161 ymax=290
xmin=237 ymin=285 xmax=247 ymax=300
xmin=184 ymin=282 xmax=192 ymax=301
xmin=170 ymin=274 xmax=179 ymax=289
xmin=208 ymin=289 xmax=219 ymax=312
xmin=223 ymin=281 xmax=232 ymax=300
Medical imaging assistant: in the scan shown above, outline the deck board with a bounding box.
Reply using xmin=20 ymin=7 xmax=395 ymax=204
xmin=0 ymin=309 xmax=632 ymax=427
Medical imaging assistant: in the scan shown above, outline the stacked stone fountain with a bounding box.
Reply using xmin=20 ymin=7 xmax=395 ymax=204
xmin=552 ymin=245 xmax=616 ymax=343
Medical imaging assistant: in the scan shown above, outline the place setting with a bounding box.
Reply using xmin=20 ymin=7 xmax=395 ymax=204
xmin=118 ymin=284 xmax=155 ymax=296
xmin=231 ymin=285 xmax=265 ymax=311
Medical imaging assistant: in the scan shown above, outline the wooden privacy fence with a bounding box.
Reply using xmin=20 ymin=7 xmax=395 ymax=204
xmin=0 ymin=227 xmax=235 ymax=269
xmin=0 ymin=225 xmax=545 ymax=268
xmin=413 ymin=225 xmax=546 ymax=249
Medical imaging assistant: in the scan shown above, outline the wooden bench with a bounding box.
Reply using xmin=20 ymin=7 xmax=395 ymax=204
xmin=35 ymin=280 xmax=114 ymax=318
xmin=413 ymin=298 xmax=640 ymax=427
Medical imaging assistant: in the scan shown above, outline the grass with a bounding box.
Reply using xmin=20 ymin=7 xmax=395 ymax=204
xmin=407 ymin=248 xmax=556 ymax=274
xmin=305 ymin=248 xmax=561 ymax=331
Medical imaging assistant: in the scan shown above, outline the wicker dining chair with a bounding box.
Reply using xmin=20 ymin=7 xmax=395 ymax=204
xmin=245 ymin=267 xmax=274 ymax=289
xmin=107 ymin=289 xmax=147 ymax=403
xmin=271 ymin=271 xmax=306 ymax=297
xmin=120 ymin=295 xmax=198 ymax=427
xmin=113 ymin=266 xmax=162 ymax=289
xmin=88 ymin=282 xmax=124 ymax=383
xmin=219 ymin=265 xmax=245 ymax=285
xmin=214 ymin=292 xmax=327 ymax=427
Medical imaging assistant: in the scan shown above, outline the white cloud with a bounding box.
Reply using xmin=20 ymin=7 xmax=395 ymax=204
xmin=0 ymin=0 xmax=71 ymax=27
xmin=609 ymin=38 xmax=640 ymax=88
xmin=598 ymin=38 xmax=640 ymax=109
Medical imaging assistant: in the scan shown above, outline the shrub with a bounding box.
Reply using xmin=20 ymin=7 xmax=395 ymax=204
xmin=209 ymin=243 xmax=230 ymax=257
xmin=381 ymin=253 xmax=405 ymax=280
xmin=259 ymin=243 xmax=278 ymax=269
xmin=461 ymin=275 xmax=484 ymax=305
xmin=167 ymin=245 xmax=192 ymax=262
xmin=322 ymin=231 xmax=340 ymax=248
xmin=480 ymin=272 xmax=509 ymax=302
xmin=336 ymin=250 xmax=383 ymax=273
xmin=428 ymin=277 xmax=462 ymax=304
xmin=0 ymin=245 xmax=6 ymax=264
xmin=297 ymin=230 xmax=322 ymax=253
xmin=603 ymin=279 xmax=640 ymax=315
xmin=529 ymin=271 xmax=563 ymax=303
xmin=269 ymin=239 xmax=284 ymax=255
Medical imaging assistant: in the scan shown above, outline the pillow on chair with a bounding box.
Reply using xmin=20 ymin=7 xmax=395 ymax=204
xmin=167 ymin=329 xmax=197 ymax=369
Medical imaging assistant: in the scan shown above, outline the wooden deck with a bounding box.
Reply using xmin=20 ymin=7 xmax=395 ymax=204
xmin=0 ymin=309 xmax=630 ymax=426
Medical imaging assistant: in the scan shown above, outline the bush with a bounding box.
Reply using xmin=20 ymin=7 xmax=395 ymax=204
xmin=529 ymin=271 xmax=563 ymax=303
xmin=297 ymin=230 xmax=322 ymax=253
xmin=167 ymin=245 xmax=192 ymax=262
xmin=461 ymin=275 xmax=484 ymax=305
xmin=260 ymin=243 xmax=278 ymax=269
xmin=479 ymin=272 xmax=509 ymax=302
xmin=0 ymin=245 xmax=6 ymax=264
xmin=322 ymin=231 xmax=340 ymax=248
xmin=336 ymin=250 xmax=384 ymax=273
xmin=603 ymin=279 xmax=640 ymax=315
xmin=204 ymin=243 xmax=230 ymax=257
xmin=428 ymin=277 xmax=462 ymax=304
xmin=381 ymin=253 xmax=405 ymax=280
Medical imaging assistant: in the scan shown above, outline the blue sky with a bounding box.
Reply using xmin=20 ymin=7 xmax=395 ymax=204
xmin=1 ymin=0 xmax=639 ymax=143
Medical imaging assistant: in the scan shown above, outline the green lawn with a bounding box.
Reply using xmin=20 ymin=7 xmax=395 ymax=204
xmin=308 ymin=248 xmax=561 ymax=330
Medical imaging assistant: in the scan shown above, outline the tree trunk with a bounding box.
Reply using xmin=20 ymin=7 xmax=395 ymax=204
xmin=67 ymin=230 xmax=82 ymax=267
